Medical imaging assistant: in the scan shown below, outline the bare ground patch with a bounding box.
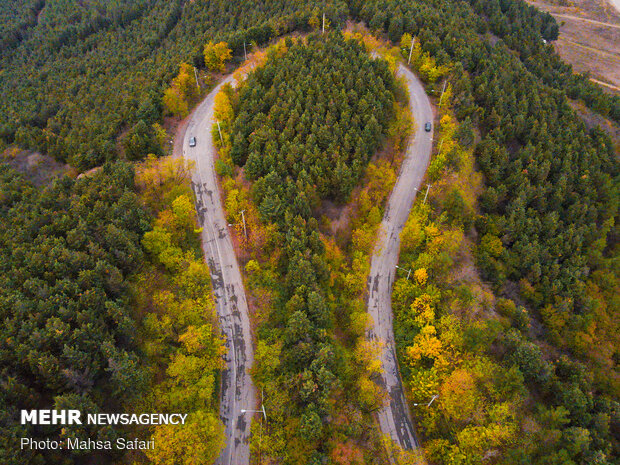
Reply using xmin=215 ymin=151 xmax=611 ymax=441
xmin=568 ymin=98 xmax=620 ymax=152
xmin=1 ymin=147 xmax=72 ymax=186
xmin=527 ymin=0 xmax=620 ymax=93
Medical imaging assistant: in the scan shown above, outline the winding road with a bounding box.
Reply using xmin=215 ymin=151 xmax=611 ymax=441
xmin=366 ymin=63 xmax=434 ymax=457
xmin=176 ymin=57 xmax=432 ymax=465
xmin=178 ymin=75 xmax=256 ymax=465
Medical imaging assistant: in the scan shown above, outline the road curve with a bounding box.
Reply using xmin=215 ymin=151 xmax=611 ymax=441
xmin=179 ymin=75 xmax=256 ymax=465
xmin=366 ymin=63 xmax=434 ymax=456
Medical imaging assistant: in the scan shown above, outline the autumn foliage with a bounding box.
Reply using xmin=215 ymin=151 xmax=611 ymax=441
xmin=135 ymin=156 xmax=225 ymax=464
xmin=163 ymin=63 xmax=203 ymax=118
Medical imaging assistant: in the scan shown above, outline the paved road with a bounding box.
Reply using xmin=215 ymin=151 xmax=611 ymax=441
xmin=366 ymin=63 xmax=434 ymax=458
xmin=179 ymin=75 xmax=256 ymax=465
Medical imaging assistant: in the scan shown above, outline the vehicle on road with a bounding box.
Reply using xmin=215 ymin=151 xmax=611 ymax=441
xmin=180 ymin=75 xmax=256 ymax=465
xmin=366 ymin=63 xmax=432 ymax=453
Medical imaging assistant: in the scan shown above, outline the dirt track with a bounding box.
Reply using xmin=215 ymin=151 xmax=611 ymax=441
xmin=527 ymin=0 xmax=620 ymax=93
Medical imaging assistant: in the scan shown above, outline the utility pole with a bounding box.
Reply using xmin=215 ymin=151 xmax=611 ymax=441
xmin=261 ymin=388 xmax=266 ymax=420
xmin=408 ymin=36 xmax=415 ymax=64
xmin=193 ymin=66 xmax=200 ymax=90
xmin=438 ymin=79 xmax=447 ymax=106
xmin=240 ymin=389 xmax=267 ymax=464
xmin=413 ymin=394 xmax=439 ymax=407
xmin=240 ymin=388 xmax=266 ymax=421
xmin=395 ymin=265 xmax=412 ymax=280
xmin=437 ymin=138 xmax=444 ymax=154
xmin=258 ymin=411 xmax=263 ymax=465
xmin=216 ymin=121 xmax=223 ymax=144
xmin=240 ymin=209 xmax=247 ymax=241
xmin=243 ymin=41 xmax=247 ymax=61
xmin=423 ymin=184 xmax=432 ymax=204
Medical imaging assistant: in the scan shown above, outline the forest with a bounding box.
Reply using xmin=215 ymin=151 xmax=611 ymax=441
xmin=0 ymin=0 xmax=618 ymax=464
xmin=133 ymin=156 xmax=225 ymax=464
xmin=0 ymin=163 xmax=150 ymax=463
xmin=0 ymin=157 xmax=224 ymax=465
xmin=213 ymin=32 xmax=424 ymax=464
xmin=348 ymin=0 xmax=618 ymax=463
xmin=0 ymin=0 xmax=347 ymax=169
xmin=231 ymin=34 xmax=394 ymax=202
xmin=390 ymin=88 xmax=617 ymax=464
xmin=216 ymin=33 xmax=402 ymax=463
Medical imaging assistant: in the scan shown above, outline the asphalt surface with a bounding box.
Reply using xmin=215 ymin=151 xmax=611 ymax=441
xmin=179 ymin=75 xmax=256 ymax=465
xmin=366 ymin=63 xmax=434 ymax=457
xmin=177 ymin=59 xmax=430 ymax=464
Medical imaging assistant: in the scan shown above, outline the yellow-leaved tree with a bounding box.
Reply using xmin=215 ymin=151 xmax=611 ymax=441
xmin=163 ymin=63 xmax=200 ymax=118
xmin=147 ymin=410 xmax=224 ymax=465
xmin=204 ymin=41 xmax=232 ymax=72
xmin=135 ymin=155 xmax=226 ymax=465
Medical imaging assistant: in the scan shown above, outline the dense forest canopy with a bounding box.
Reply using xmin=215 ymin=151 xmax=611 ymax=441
xmin=3 ymin=0 xmax=614 ymax=171
xmin=0 ymin=163 xmax=150 ymax=463
xmin=0 ymin=158 xmax=225 ymax=465
xmin=220 ymin=33 xmax=399 ymax=462
xmin=231 ymin=33 xmax=394 ymax=203
xmin=0 ymin=0 xmax=618 ymax=464
xmin=0 ymin=0 xmax=348 ymax=169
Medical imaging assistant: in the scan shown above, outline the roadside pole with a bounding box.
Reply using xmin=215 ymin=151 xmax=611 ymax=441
xmin=408 ymin=36 xmax=415 ymax=64
xmin=240 ymin=209 xmax=247 ymax=240
xmin=217 ymin=121 xmax=223 ymax=144
xmin=438 ymin=79 xmax=447 ymax=106
xmin=194 ymin=66 xmax=200 ymax=90
xmin=423 ymin=184 xmax=432 ymax=204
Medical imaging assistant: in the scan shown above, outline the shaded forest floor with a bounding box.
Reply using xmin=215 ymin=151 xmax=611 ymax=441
xmin=1 ymin=147 xmax=72 ymax=186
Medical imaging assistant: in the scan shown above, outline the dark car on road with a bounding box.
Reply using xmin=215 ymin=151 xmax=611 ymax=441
xmin=189 ymin=136 xmax=196 ymax=147
xmin=425 ymin=122 xmax=432 ymax=132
